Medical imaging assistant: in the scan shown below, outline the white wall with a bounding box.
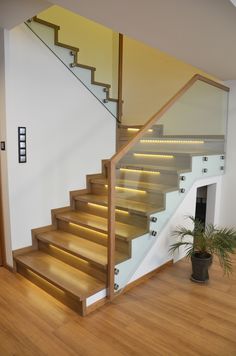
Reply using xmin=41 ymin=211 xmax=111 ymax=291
xmin=130 ymin=175 xmax=222 ymax=282
xmin=219 ymin=81 xmax=236 ymax=227
xmin=4 ymin=24 xmax=116 ymax=255
xmin=0 ymin=29 xmax=13 ymax=266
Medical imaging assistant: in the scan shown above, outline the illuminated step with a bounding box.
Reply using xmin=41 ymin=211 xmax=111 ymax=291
xmin=36 ymin=230 xmax=127 ymax=267
xmin=15 ymin=251 xmax=105 ymax=299
xmin=105 ymin=184 xmax=146 ymax=194
xmin=120 ymin=168 xmax=160 ymax=175
xmin=74 ymin=193 xmax=164 ymax=215
xmin=87 ymin=202 xmax=129 ymax=215
xmin=127 ymin=128 xmax=153 ymax=133
xmin=56 ymin=210 xmax=148 ymax=240
xmin=119 ymin=164 xmax=190 ymax=174
xmin=90 ymin=177 xmax=174 ymax=193
xmin=140 ymin=139 xmax=204 ymax=144
xmin=133 ymin=153 xmax=174 ymax=159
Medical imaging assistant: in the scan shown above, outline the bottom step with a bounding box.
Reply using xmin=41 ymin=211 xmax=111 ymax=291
xmin=15 ymin=251 xmax=105 ymax=316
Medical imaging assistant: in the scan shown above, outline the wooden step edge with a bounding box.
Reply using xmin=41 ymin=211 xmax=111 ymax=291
xmin=16 ymin=262 xmax=87 ymax=316
xmin=15 ymin=257 xmax=84 ymax=300
xmin=51 ymin=206 xmax=71 ymax=225
xmin=75 ymin=63 xmax=96 ymax=72
xmin=36 ymin=233 xmax=107 ymax=270
xmin=89 ymin=177 xmax=177 ymax=194
xmin=31 ymin=224 xmax=57 ymax=240
xmin=70 ymin=188 xmax=90 ymax=209
xmin=86 ymin=174 xmax=105 ymax=190
xmin=15 ymin=253 xmax=106 ymax=300
xmin=74 ymin=194 xmax=165 ymax=216
xmin=55 ymin=212 xmax=147 ymax=241
xmin=33 ymin=16 xmax=60 ymax=30
xmin=55 ymin=212 xmax=108 ymax=236
xmin=92 ymin=80 xmax=111 ymax=88
xmin=118 ymin=164 xmax=190 ymax=175
xmin=56 ymin=41 xmax=79 ymax=53
xmin=107 ymin=97 xmax=118 ymax=103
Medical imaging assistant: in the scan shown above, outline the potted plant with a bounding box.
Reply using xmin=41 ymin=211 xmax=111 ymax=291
xmin=169 ymin=216 xmax=236 ymax=283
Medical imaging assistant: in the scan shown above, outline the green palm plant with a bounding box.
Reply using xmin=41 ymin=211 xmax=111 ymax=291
xmin=169 ymin=216 xmax=236 ymax=275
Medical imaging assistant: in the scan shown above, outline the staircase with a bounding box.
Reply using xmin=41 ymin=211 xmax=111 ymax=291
xmin=14 ymin=123 xmax=225 ymax=315
xmin=25 ymin=17 xmax=118 ymax=117
xmin=13 ymin=17 xmax=228 ymax=316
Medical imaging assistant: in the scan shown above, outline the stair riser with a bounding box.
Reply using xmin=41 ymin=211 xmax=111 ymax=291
xmin=16 ymin=262 xmax=86 ymax=316
xmin=74 ymin=200 xmax=148 ymax=227
xmin=57 ymin=219 xmax=130 ymax=255
xmin=116 ymin=170 xmax=179 ymax=186
xmin=120 ymin=154 xmax=191 ymax=169
xmin=38 ymin=240 xmax=107 ymax=282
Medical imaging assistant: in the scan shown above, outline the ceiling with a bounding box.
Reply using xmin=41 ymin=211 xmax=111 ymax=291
xmin=1 ymin=0 xmax=236 ymax=80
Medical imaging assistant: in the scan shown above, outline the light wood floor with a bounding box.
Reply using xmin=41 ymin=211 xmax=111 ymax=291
xmin=0 ymin=255 xmax=235 ymax=356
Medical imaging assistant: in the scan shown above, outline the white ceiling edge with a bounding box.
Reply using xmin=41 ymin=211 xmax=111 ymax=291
xmin=47 ymin=0 xmax=236 ymax=80
xmin=0 ymin=0 xmax=50 ymax=30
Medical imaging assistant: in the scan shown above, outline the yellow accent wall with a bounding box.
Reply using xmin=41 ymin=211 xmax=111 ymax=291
xmin=38 ymin=6 xmax=220 ymax=125
xmin=122 ymin=37 xmax=218 ymax=125
xmin=38 ymin=6 xmax=118 ymax=97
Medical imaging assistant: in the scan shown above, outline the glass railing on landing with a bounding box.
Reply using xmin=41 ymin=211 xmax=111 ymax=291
xmin=25 ymin=17 xmax=119 ymax=119
xmin=106 ymin=75 xmax=229 ymax=297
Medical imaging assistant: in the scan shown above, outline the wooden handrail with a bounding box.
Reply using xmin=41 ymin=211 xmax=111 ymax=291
xmin=111 ymin=74 xmax=229 ymax=164
xmin=117 ymin=34 xmax=123 ymax=124
xmin=107 ymin=160 xmax=116 ymax=299
xmin=106 ymin=73 xmax=229 ymax=299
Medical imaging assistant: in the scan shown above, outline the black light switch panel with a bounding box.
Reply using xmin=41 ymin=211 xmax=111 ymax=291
xmin=0 ymin=142 xmax=5 ymax=151
xmin=18 ymin=127 xmax=27 ymax=163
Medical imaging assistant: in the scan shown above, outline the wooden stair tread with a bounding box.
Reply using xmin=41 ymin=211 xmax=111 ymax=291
xmin=56 ymin=210 xmax=148 ymax=239
xmin=37 ymin=230 xmax=127 ymax=266
xmin=90 ymin=177 xmax=176 ymax=193
xmin=75 ymin=194 xmax=164 ymax=215
xmin=15 ymin=251 xmax=105 ymax=300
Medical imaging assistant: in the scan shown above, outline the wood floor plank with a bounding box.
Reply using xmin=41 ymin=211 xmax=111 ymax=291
xmin=0 ymin=254 xmax=235 ymax=355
